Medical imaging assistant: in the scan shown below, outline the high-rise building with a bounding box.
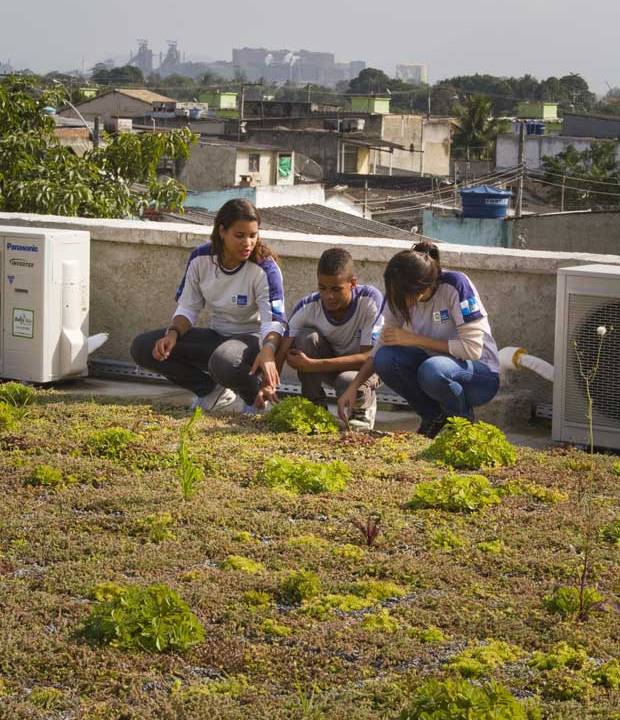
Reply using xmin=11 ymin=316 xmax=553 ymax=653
xmin=232 ymin=47 xmax=364 ymax=87
xmin=395 ymin=64 xmax=428 ymax=86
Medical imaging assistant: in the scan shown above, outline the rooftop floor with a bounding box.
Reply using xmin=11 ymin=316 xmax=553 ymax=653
xmin=54 ymin=376 xmax=553 ymax=449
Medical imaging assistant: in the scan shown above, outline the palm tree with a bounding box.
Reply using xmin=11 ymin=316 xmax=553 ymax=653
xmin=453 ymin=95 xmax=497 ymax=161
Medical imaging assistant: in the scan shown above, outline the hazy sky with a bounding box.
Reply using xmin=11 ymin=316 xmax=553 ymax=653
xmin=1 ymin=0 xmax=618 ymax=93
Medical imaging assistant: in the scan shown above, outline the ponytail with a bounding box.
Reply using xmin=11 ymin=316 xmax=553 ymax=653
xmin=412 ymin=240 xmax=441 ymax=271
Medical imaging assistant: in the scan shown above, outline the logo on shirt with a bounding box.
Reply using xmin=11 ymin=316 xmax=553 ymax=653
xmin=232 ymin=294 xmax=248 ymax=306
xmin=460 ymin=297 xmax=480 ymax=316
xmin=433 ymin=309 xmax=450 ymax=323
xmin=271 ymin=298 xmax=285 ymax=314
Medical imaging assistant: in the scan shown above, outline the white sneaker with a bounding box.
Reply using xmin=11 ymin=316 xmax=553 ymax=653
xmin=190 ymin=385 xmax=237 ymax=412
xmin=348 ymin=393 xmax=377 ymax=431
xmin=241 ymin=401 xmax=271 ymax=416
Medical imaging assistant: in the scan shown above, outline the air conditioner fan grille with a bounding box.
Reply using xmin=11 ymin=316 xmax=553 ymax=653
xmin=565 ymin=296 xmax=620 ymax=427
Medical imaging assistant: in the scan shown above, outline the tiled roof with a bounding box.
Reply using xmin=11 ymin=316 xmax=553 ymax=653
xmin=163 ymin=204 xmax=414 ymax=240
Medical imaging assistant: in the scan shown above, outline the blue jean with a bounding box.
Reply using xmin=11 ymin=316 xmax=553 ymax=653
xmin=373 ymin=346 xmax=500 ymax=420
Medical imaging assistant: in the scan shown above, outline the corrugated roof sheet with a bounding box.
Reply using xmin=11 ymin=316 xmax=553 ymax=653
xmin=163 ymin=204 xmax=414 ymax=240
xmin=113 ymin=88 xmax=175 ymax=104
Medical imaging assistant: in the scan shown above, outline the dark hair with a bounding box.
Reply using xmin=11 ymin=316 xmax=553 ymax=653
xmin=317 ymin=247 xmax=354 ymax=278
xmin=384 ymin=241 xmax=441 ymax=324
xmin=210 ymin=199 xmax=276 ymax=264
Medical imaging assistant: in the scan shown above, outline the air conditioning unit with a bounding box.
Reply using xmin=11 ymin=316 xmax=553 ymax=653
xmin=0 ymin=226 xmax=90 ymax=383
xmin=553 ymin=264 xmax=620 ymax=449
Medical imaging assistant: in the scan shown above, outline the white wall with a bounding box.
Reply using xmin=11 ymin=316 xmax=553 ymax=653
xmin=255 ymin=184 xmax=325 ymax=207
xmin=496 ymin=134 xmax=620 ymax=170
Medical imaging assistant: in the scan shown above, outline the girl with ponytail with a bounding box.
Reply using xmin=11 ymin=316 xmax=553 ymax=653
xmin=338 ymin=240 xmax=500 ymax=437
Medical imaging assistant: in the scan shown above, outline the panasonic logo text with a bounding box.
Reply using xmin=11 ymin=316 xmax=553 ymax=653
xmin=7 ymin=243 xmax=39 ymax=252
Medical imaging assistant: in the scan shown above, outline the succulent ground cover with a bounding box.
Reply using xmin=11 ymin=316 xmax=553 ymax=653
xmin=0 ymin=390 xmax=619 ymax=719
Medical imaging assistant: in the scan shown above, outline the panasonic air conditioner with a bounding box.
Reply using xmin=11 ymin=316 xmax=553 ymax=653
xmin=0 ymin=226 xmax=91 ymax=383
xmin=552 ymin=264 xmax=620 ymax=449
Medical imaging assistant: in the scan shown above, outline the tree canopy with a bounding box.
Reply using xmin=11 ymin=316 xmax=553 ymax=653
xmin=91 ymin=65 xmax=144 ymax=86
xmin=0 ymin=75 xmax=195 ymax=218
xmin=541 ymin=141 xmax=620 ymax=210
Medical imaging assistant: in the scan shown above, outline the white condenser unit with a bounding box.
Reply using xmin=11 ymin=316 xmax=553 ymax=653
xmin=0 ymin=226 xmax=90 ymax=383
xmin=553 ymin=264 xmax=620 ymax=449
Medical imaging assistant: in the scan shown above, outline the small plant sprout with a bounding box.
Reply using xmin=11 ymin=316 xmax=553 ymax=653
xmin=351 ymin=513 xmax=382 ymax=546
xmin=571 ymin=323 xmax=613 ymax=620
xmin=177 ymin=408 xmax=205 ymax=501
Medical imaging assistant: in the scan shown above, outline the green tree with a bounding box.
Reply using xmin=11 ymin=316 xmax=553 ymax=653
xmin=0 ymin=75 xmax=195 ymax=218
xmin=453 ymin=95 xmax=497 ymax=160
xmin=92 ymin=65 xmax=144 ymax=86
xmin=541 ymin=141 xmax=620 ymax=209
xmin=348 ymin=68 xmax=392 ymax=94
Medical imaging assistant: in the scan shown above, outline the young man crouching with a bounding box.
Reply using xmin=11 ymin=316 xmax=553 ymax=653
xmin=276 ymin=248 xmax=383 ymax=430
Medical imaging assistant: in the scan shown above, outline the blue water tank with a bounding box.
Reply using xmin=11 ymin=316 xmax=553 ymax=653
xmin=460 ymin=185 xmax=512 ymax=219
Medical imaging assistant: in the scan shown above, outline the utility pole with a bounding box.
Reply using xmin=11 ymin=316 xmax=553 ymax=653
xmin=237 ymin=82 xmax=262 ymax=142
xmin=561 ymin=174 xmax=566 ymax=212
xmin=363 ymin=179 xmax=368 ymax=218
xmin=515 ymin=121 xmax=526 ymax=218
xmin=93 ymin=116 xmax=100 ymax=148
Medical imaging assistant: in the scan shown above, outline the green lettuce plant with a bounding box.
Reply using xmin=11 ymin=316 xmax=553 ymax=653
xmin=600 ymin=518 xmax=620 ymax=545
xmin=256 ymin=456 xmax=351 ymax=495
xmin=132 ymin=512 xmax=176 ymax=543
xmin=265 ymin=396 xmax=339 ymax=434
xmin=0 ymin=381 xmax=36 ymax=409
xmin=400 ymin=678 xmax=533 ymax=720
xmin=83 ymin=582 xmax=204 ymax=652
xmin=261 ymin=619 xmax=292 ymax=637
xmin=0 ymin=403 xmax=18 ymax=432
xmin=529 ymin=642 xmax=591 ymax=671
xmin=362 ymin=608 xmax=399 ymax=633
xmin=543 ymin=586 xmax=602 ymax=619
xmin=408 ymin=473 xmax=500 ymax=513
xmin=424 ymin=418 xmax=516 ymax=469
xmin=279 ymin=569 xmax=321 ymax=604
xmin=221 ymin=555 xmax=265 ymax=574
xmin=449 ymin=639 xmax=523 ymax=678
xmin=592 ymin=659 xmax=620 ymax=689
xmin=85 ymin=427 xmax=139 ymax=460
xmin=25 ymin=464 xmax=77 ymax=490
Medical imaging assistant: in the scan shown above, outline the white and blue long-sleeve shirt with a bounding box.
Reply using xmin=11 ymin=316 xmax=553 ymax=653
xmin=372 ymin=270 xmax=499 ymax=373
xmin=286 ymin=285 xmax=384 ymax=355
xmin=173 ymin=242 xmax=286 ymax=339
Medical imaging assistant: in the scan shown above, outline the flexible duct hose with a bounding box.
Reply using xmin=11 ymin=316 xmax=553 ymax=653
xmin=498 ymin=346 xmax=555 ymax=383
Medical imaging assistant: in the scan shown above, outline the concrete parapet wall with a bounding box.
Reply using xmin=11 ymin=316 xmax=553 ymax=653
xmin=510 ymin=211 xmax=620 ymax=255
xmin=3 ymin=212 xmax=620 ymax=414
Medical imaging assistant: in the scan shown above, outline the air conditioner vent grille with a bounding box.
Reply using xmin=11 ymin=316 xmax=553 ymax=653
xmin=565 ymin=295 xmax=620 ymax=427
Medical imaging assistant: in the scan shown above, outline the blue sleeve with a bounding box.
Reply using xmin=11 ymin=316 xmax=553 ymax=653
xmin=441 ymin=271 xmax=485 ymax=324
xmin=257 ymin=257 xmax=286 ymax=337
xmin=175 ymin=242 xmax=212 ymax=301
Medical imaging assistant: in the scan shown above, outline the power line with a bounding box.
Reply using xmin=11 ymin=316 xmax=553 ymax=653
xmin=527 ymin=168 xmax=620 ymax=188
xmin=356 ymin=166 xmax=522 ymax=209
xmin=526 ymin=174 xmax=620 ymax=198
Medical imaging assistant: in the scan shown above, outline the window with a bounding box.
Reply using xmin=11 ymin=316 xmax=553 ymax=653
xmin=248 ymin=153 xmax=260 ymax=172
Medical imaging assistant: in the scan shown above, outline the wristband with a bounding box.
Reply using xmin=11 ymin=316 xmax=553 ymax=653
xmin=165 ymin=326 xmax=180 ymax=338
